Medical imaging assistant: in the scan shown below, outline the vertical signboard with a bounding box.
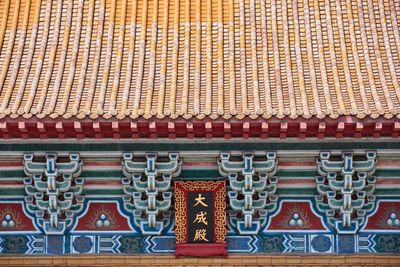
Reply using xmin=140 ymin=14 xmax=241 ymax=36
xmin=175 ymin=181 xmax=227 ymax=257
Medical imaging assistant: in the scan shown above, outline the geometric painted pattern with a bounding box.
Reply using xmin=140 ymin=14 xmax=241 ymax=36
xmin=0 ymin=198 xmax=399 ymax=254
xmin=0 ymin=148 xmax=399 ymax=255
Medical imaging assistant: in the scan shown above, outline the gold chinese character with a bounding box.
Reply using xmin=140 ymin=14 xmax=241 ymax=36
xmin=193 ymin=211 xmax=208 ymax=225
xmin=193 ymin=229 xmax=209 ymax=242
xmin=193 ymin=193 xmax=208 ymax=207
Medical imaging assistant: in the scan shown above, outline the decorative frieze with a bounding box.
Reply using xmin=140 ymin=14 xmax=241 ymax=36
xmin=316 ymin=151 xmax=377 ymax=234
xmin=0 ymin=148 xmax=398 ymax=255
xmin=122 ymin=153 xmax=181 ymax=235
xmin=218 ymin=152 xmax=278 ymax=234
xmin=23 ymin=153 xmax=84 ymax=235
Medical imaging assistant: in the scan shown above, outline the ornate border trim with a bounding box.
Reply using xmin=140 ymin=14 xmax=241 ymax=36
xmin=0 ymin=255 xmax=398 ymax=266
xmin=174 ymin=181 xmax=226 ymax=244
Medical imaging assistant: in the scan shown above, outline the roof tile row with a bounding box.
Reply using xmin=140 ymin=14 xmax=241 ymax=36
xmin=0 ymin=0 xmax=399 ymax=120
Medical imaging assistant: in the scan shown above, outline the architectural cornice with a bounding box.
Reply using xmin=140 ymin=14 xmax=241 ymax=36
xmin=0 ymin=116 xmax=399 ymax=139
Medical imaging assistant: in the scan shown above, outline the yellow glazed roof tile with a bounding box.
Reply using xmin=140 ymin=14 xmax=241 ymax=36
xmin=0 ymin=0 xmax=399 ymax=120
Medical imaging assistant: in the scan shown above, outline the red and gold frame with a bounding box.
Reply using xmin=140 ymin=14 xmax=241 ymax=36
xmin=174 ymin=181 xmax=227 ymax=257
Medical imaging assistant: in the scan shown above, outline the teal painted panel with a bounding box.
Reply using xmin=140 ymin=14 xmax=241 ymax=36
xmin=0 ymin=170 xmax=25 ymax=179
xmin=375 ymin=169 xmax=400 ymax=177
xmin=83 ymin=189 xmax=124 ymax=195
xmin=276 ymin=169 xmax=317 ymax=178
xmin=0 ymin=188 xmax=25 ymax=195
xmin=375 ymin=189 xmax=400 ymax=195
xmin=81 ymin=170 xmax=123 ymax=178
xmin=276 ymin=188 xmax=318 ymax=195
xmin=179 ymin=169 xmax=220 ymax=178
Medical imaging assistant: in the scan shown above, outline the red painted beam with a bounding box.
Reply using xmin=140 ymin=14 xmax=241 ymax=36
xmin=261 ymin=122 xmax=268 ymax=139
xmin=168 ymin=122 xmax=176 ymax=139
xmin=186 ymin=122 xmax=194 ymax=139
xmin=393 ymin=122 xmax=400 ymax=138
xmin=130 ymin=122 xmax=138 ymax=139
xmin=243 ymin=122 xmax=250 ymax=139
xmin=74 ymin=121 xmax=84 ymax=139
xmin=0 ymin=116 xmax=398 ymax=139
xmin=149 ymin=122 xmax=157 ymax=139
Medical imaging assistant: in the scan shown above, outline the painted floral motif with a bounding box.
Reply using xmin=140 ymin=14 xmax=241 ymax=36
xmin=279 ymin=205 xmax=311 ymax=229
xmin=1 ymin=236 xmax=28 ymax=254
xmin=73 ymin=236 xmax=93 ymax=253
xmin=0 ymin=207 xmax=25 ymax=231
xmin=119 ymin=236 xmax=144 ymax=253
xmin=311 ymin=235 xmax=332 ymax=253
xmin=375 ymin=235 xmax=400 ymax=253
xmin=86 ymin=206 xmax=118 ymax=230
xmin=377 ymin=205 xmax=400 ymax=228
xmin=258 ymin=235 xmax=285 ymax=253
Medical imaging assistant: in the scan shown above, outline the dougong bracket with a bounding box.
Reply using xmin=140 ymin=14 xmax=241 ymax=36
xmin=23 ymin=153 xmax=84 ymax=235
xmin=218 ymin=152 xmax=278 ymax=234
xmin=315 ymin=151 xmax=377 ymax=234
xmin=122 ymin=152 xmax=181 ymax=235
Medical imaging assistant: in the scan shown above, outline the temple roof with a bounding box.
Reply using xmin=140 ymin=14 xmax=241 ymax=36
xmin=0 ymin=0 xmax=399 ymax=121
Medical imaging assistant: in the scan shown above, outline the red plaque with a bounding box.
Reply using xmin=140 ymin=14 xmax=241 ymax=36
xmin=174 ymin=181 xmax=227 ymax=257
